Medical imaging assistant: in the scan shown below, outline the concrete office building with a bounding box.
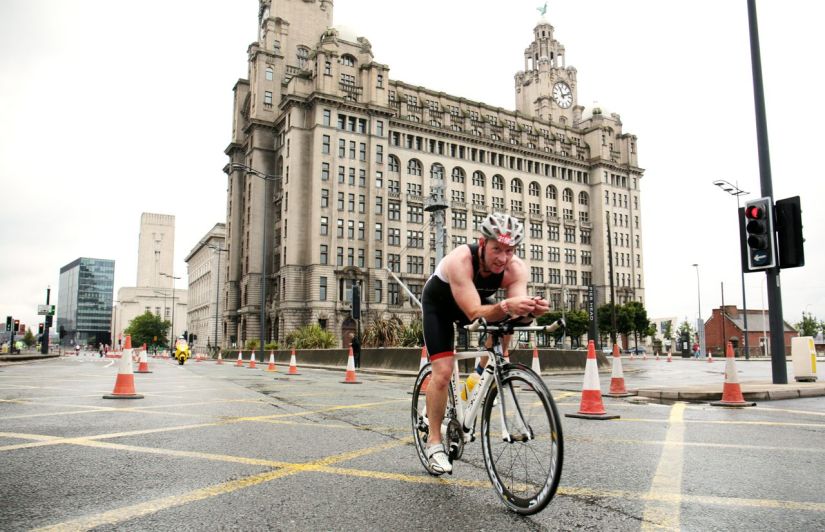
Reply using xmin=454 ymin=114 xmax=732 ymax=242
xmin=221 ymin=0 xmax=644 ymax=348
xmin=112 ymin=213 xmax=188 ymax=346
xmin=57 ymin=257 xmax=115 ymax=346
xmin=184 ymin=223 xmax=227 ymax=353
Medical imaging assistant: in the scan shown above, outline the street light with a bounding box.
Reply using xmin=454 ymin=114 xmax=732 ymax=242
xmin=228 ymin=163 xmax=281 ymax=353
xmin=691 ymin=264 xmax=705 ymax=357
xmin=208 ymin=245 xmax=227 ymax=353
xmin=160 ymin=272 xmax=181 ymax=343
xmin=712 ymin=179 xmax=750 ymax=359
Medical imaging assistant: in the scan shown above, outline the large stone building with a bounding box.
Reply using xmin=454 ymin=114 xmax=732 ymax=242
xmin=184 ymin=223 xmax=226 ymax=353
xmin=112 ymin=213 xmax=188 ymax=347
xmin=221 ymin=0 xmax=644 ymax=348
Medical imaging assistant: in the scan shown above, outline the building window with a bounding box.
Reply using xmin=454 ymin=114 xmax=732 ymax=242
xmin=388 ymin=282 xmax=400 ymax=305
xmin=377 ymin=74 xmax=384 ymax=88
xmin=264 ymin=91 xmax=272 ymax=105
xmin=321 ymin=162 xmax=329 ymax=181
xmin=546 ymin=185 xmax=557 ymax=200
xmin=388 ymin=200 xmax=401 ymax=220
xmin=336 ymin=247 xmax=344 ymax=266
xmin=579 ymin=191 xmax=589 ymax=206
xmin=375 ymin=250 xmax=383 ymax=269
xmin=297 ymin=46 xmax=309 ymax=69
xmin=336 ymin=219 xmax=344 ymax=238
xmin=452 ymin=167 xmax=465 ymax=184
xmin=408 ymin=159 xmax=422 ymax=176
xmin=320 ymin=216 xmax=328 ymax=235
xmin=324 ymin=61 xmax=331 ymax=75
xmin=492 ymin=175 xmax=504 ymax=190
xmin=472 ymin=171 xmax=485 ymax=187
xmin=322 ymin=135 xmax=330 ymax=154
xmin=562 ymin=188 xmax=573 ymax=202
xmin=320 ymin=245 xmax=328 ymax=265
xmin=374 ymin=279 xmax=383 ymax=302
xmin=510 ymin=179 xmax=523 ymax=194
xmin=375 ymin=222 xmax=383 ymax=241
xmin=319 ymin=277 xmax=327 ymax=300
xmin=388 ymin=155 xmax=400 ymax=173
xmin=341 ymin=54 xmax=355 ymax=66
xmin=430 ymin=163 xmax=444 ymax=180
xmin=376 ymin=145 xmax=383 ymax=164
xmin=265 ymin=68 xmax=274 ymax=81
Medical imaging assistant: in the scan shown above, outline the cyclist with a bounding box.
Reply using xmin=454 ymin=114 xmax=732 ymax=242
xmin=420 ymin=212 xmax=550 ymax=474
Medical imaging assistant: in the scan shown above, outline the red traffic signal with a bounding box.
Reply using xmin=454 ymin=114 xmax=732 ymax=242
xmin=38 ymin=323 xmax=45 ymax=335
xmin=742 ymin=197 xmax=776 ymax=270
xmin=13 ymin=319 xmax=20 ymax=332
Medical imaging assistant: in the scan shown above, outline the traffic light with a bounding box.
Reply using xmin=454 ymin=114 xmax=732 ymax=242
xmin=5 ymin=316 xmax=10 ymax=332
xmin=351 ymin=284 xmax=361 ymax=320
xmin=775 ymin=196 xmax=805 ymax=269
xmin=38 ymin=323 xmax=44 ymax=335
xmin=741 ymin=197 xmax=776 ymax=271
xmin=45 ymin=314 xmax=53 ymax=327
xmin=13 ymin=319 xmax=20 ymax=332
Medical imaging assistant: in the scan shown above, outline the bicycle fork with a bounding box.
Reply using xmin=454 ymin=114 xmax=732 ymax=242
xmin=492 ymin=353 xmax=534 ymax=443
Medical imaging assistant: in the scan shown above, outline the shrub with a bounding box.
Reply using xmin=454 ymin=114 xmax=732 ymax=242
xmin=285 ymin=324 xmax=336 ymax=349
xmin=362 ymin=316 xmax=404 ymax=347
xmin=245 ymin=339 xmax=260 ymax=351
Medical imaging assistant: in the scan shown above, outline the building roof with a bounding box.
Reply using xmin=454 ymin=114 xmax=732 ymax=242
xmin=723 ymin=311 xmax=796 ymax=333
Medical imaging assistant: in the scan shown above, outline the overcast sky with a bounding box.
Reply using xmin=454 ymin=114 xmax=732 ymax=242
xmin=1 ymin=0 xmax=822 ymax=334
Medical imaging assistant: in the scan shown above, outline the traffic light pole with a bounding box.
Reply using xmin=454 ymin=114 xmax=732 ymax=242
xmin=40 ymin=287 xmax=51 ymax=354
xmin=748 ymin=0 xmax=786 ymax=383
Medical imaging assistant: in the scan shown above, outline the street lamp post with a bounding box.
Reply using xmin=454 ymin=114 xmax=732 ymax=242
xmin=691 ymin=264 xmax=705 ymax=357
xmin=712 ymin=179 xmax=750 ymax=359
xmin=229 ymin=163 xmax=281 ymax=353
xmin=160 ymin=273 xmax=181 ymax=343
xmin=208 ymin=245 xmax=227 ymax=354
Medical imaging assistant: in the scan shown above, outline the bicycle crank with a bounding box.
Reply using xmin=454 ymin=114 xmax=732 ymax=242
xmin=446 ymin=418 xmax=465 ymax=461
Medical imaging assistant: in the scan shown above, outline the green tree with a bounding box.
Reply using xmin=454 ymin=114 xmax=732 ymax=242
xmin=285 ymin=324 xmax=336 ymax=349
xmin=662 ymin=320 xmax=673 ymax=342
xmin=795 ymin=312 xmax=820 ymax=337
xmin=539 ymin=310 xmax=588 ymax=347
xmin=22 ymin=328 xmax=36 ymax=348
xmin=125 ymin=311 xmax=170 ymax=348
xmin=362 ymin=316 xmax=404 ymax=347
xmin=625 ymin=301 xmax=651 ymax=348
xmin=245 ymin=339 xmax=260 ymax=351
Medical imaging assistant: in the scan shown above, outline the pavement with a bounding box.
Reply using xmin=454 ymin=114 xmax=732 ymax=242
xmin=4 ymin=351 xmax=824 ymax=403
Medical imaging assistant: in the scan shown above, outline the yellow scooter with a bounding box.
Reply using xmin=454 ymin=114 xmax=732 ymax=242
xmin=174 ymin=338 xmax=190 ymax=365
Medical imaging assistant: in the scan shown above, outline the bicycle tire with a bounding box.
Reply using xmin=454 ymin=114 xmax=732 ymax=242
xmin=481 ymin=363 xmax=563 ymax=515
xmin=411 ymin=363 xmax=456 ymax=475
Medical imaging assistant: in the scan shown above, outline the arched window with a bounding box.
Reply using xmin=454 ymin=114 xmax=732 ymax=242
xmin=492 ymin=175 xmax=504 ymax=190
xmin=341 ymin=54 xmax=356 ymax=67
xmin=545 ymin=185 xmax=557 ymax=200
xmin=471 ymin=171 xmax=485 ymax=187
xmin=562 ymin=188 xmax=573 ymax=202
xmin=510 ymin=178 xmax=523 ymax=194
xmin=529 ymin=181 xmax=540 ymax=197
xmin=430 ymin=163 xmax=444 ymax=180
xmin=578 ymin=191 xmax=589 ymax=206
xmin=388 ymin=155 xmax=400 ymax=173
xmin=408 ymin=159 xmax=423 ymax=176
xmin=451 ymin=167 xmax=465 ymax=184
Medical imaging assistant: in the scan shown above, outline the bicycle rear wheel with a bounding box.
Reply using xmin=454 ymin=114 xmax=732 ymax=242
xmin=481 ymin=364 xmax=563 ymax=515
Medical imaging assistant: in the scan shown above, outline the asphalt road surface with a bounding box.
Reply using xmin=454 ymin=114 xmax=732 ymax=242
xmin=1 ymin=353 xmax=823 ymax=531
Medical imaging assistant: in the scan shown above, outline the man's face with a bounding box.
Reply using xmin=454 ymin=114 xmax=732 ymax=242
xmin=481 ymin=238 xmax=515 ymax=273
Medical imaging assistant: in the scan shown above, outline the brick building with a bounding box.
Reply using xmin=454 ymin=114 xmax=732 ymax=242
xmin=704 ymin=305 xmax=797 ymax=357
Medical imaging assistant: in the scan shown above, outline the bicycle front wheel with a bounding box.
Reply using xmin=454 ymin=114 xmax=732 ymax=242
xmin=481 ymin=364 xmax=563 ymax=515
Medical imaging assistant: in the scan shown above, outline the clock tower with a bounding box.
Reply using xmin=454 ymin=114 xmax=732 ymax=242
xmin=515 ymin=18 xmax=580 ymax=125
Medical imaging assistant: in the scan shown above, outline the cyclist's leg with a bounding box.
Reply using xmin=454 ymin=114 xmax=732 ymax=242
xmin=424 ymin=353 xmax=453 ymax=447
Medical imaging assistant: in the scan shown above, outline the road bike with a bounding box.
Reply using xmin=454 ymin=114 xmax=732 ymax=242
xmin=411 ymin=317 xmax=565 ymax=515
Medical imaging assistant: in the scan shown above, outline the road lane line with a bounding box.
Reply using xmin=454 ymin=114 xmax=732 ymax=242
xmin=31 ymin=438 xmax=408 ymax=532
xmin=617 ymin=418 xmax=825 ymax=428
xmin=641 ymin=402 xmax=686 ymax=531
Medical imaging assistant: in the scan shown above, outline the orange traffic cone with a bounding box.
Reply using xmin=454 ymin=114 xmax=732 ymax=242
xmin=266 ymin=352 xmax=277 ymax=372
xmin=711 ymin=342 xmax=756 ymax=407
xmin=531 ymin=344 xmax=541 ymax=375
xmin=642 ymin=349 xmax=648 ymax=361
xmin=235 ymin=351 xmax=243 ymax=367
xmin=566 ymin=340 xmax=619 ymax=420
xmin=666 ymin=347 xmax=673 ymax=363
xmin=288 ymin=348 xmax=301 ymax=375
xmin=341 ymin=346 xmax=361 ymax=384
xmin=216 ymin=352 xmax=223 ymax=365
xmin=103 ymin=342 xmax=144 ymax=399
xmin=248 ymin=351 xmax=257 ymax=369
xmin=135 ymin=349 xmax=152 ymax=373
xmin=707 ymin=350 xmax=714 ymax=363
xmin=417 ymin=346 xmax=430 ymax=394
xmin=605 ymin=344 xmax=634 ymax=397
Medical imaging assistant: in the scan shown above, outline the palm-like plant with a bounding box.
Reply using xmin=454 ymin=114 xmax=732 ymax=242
xmin=362 ymin=316 xmax=404 ymax=347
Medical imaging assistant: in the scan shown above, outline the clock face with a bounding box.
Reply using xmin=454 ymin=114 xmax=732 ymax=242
xmin=552 ymin=82 xmax=573 ymax=109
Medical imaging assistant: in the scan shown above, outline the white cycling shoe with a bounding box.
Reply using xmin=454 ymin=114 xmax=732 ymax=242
xmin=425 ymin=443 xmax=453 ymax=475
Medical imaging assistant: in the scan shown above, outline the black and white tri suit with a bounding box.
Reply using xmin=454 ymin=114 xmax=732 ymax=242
xmin=421 ymin=243 xmax=503 ymax=361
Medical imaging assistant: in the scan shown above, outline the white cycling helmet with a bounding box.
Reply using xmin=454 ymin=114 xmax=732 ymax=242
xmin=480 ymin=213 xmax=524 ymax=247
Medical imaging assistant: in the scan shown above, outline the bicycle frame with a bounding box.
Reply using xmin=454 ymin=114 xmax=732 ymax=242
xmin=448 ymin=318 xmax=564 ymax=444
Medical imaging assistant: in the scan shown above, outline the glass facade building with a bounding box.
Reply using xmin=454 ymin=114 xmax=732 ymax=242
xmin=57 ymin=257 xmax=115 ymax=346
